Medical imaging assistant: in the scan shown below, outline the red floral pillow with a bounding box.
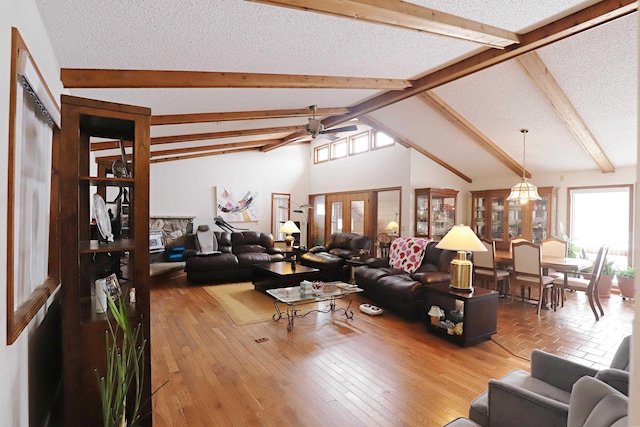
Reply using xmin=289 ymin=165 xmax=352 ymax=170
xmin=388 ymin=237 xmax=430 ymax=274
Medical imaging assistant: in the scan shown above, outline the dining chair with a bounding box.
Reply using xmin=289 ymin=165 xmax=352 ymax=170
xmin=511 ymin=241 xmax=555 ymax=315
xmin=552 ymin=245 xmax=608 ymax=321
xmin=473 ymin=238 xmax=510 ymax=298
xmin=541 ymin=237 xmax=569 ymax=279
xmin=508 ymin=236 xmax=530 ymax=295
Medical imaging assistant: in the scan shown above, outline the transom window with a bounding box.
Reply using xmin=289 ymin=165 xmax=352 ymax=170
xmin=330 ymin=139 xmax=348 ymax=159
xmin=313 ymin=129 xmax=394 ymax=164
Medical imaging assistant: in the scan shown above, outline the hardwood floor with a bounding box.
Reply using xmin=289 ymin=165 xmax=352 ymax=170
xmin=149 ymin=274 xmax=633 ymax=426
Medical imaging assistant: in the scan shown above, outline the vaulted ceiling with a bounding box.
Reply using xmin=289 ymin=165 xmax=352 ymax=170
xmin=35 ymin=0 xmax=638 ymax=182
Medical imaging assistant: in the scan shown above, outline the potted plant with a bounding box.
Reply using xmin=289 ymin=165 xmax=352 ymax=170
xmin=96 ymin=294 xmax=165 ymax=427
xmin=599 ymin=259 xmax=615 ymax=298
xmin=615 ymin=267 xmax=635 ymax=300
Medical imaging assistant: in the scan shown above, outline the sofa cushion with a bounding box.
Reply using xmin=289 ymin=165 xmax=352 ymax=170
xmin=389 ymin=237 xmax=429 ymax=274
xmin=329 ymin=248 xmax=353 ymax=258
xmin=376 ymin=275 xmax=423 ymax=304
xmin=234 ymin=244 xmax=266 ymax=254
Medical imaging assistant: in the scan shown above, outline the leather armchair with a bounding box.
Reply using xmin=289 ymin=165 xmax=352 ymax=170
xmin=300 ymin=232 xmax=371 ymax=281
xmin=469 ymin=335 xmax=630 ymax=427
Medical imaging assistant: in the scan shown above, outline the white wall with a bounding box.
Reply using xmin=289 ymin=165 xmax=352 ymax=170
xmin=150 ymin=144 xmax=310 ymax=236
xmin=1 ymin=0 xmax=64 ymax=425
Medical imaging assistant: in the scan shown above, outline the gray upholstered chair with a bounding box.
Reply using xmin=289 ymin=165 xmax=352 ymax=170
xmin=567 ymin=376 xmax=628 ymax=427
xmin=448 ymin=375 xmax=628 ymax=427
xmin=468 ymin=335 xmax=630 ymax=427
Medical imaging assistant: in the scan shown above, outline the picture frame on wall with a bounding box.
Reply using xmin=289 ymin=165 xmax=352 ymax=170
xmin=216 ymin=186 xmax=260 ymax=222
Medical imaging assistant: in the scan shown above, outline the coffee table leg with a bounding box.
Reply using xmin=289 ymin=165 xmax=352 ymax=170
xmin=343 ymin=297 xmax=354 ymax=319
xmin=272 ymin=300 xmax=284 ymax=323
xmin=286 ymin=304 xmax=296 ymax=331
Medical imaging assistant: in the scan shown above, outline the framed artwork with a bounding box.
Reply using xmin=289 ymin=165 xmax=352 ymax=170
xmin=6 ymin=28 xmax=61 ymax=344
xmin=216 ymin=187 xmax=259 ymax=222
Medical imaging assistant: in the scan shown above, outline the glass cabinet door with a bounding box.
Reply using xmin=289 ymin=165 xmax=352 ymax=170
xmin=432 ymin=195 xmax=455 ymax=240
xmin=531 ymin=196 xmax=548 ymax=243
xmin=414 ymin=188 xmax=458 ymax=239
xmin=473 ymin=196 xmax=487 ymax=237
xmin=416 ymin=193 xmax=430 ymax=237
xmin=508 ymin=200 xmax=524 ymax=238
xmin=491 ymin=196 xmax=505 ymax=242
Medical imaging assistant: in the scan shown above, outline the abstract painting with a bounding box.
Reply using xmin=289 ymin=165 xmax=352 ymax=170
xmin=216 ymin=187 xmax=259 ymax=222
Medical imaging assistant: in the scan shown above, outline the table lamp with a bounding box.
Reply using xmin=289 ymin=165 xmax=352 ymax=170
xmin=385 ymin=220 xmax=399 ymax=236
xmin=436 ymin=224 xmax=487 ymax=292
xmin=279 ymin=220 xmax=301 ymax=247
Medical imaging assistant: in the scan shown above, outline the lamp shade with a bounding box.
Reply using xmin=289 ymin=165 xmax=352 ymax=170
xmin=385 ymin=220 xmax=399 ymax=233
xmin=506 ymin=179 xmax=542 ymax=203
xmin=279 ymin=220 xmax=301 ymax=234
xmin=436 ymin=225 xmax=487 ymax=252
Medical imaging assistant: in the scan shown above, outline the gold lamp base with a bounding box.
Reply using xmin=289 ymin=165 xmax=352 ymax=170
xmin=284 ymin=235 xmax=295 ymax=247
xmin=449 ymin=251 xmax=474 ymax=292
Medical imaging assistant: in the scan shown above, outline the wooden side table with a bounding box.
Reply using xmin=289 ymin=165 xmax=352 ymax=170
xmin=423 ymin=284 xmax=498 ymax=347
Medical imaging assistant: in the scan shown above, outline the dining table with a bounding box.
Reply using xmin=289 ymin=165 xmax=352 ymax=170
xmin=495 ymin=249 xmax=593 ymax=307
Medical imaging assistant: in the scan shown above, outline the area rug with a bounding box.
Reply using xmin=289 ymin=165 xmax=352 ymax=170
xmin=203 ymin=282 xmax=275 ymax=326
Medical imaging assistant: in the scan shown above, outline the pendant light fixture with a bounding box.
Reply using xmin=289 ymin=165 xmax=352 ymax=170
xmin=507 ymin=129 xmax=541 ymax=204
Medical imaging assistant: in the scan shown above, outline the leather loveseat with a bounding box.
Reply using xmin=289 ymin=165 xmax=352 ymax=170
xmin=354 ymin=240 xmax=457 ymax=319
xmin=183 ymin=229 xmax=284 ymax=283
xmin=300 ymin=232 xmax=372 ymax=281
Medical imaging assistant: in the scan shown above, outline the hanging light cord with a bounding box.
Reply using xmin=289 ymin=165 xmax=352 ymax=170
xmin=520 ymin=128 xmax=528 ymax=179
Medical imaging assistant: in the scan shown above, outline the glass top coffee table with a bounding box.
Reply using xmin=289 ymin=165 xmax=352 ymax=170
xmin=266 ymin=282 xmax=363 ymax=331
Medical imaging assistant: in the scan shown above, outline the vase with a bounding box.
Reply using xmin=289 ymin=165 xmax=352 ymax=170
xmin=616 ymin=277 xmax=635 ymax=300
xmin=598 ymin=274 xmax=613 ymax=298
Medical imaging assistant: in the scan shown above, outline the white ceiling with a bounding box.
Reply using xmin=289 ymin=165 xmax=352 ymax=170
xmin=34 ymin=0 xmax=638 ymax=180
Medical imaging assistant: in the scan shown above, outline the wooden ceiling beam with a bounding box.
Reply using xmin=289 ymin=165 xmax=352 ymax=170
xmin=359 ymin=114 xmax=472 ymax=183
xmin=60 ymin=69 xmax=410 ymax=90
xmin=321 ymin=0 xmax=637 ymax=130
xmin=150 ymin=147 xmax=260 ymax=164
xmin=247 ymin=0 xmax=519 ymax=48
xmin=516 ymin=51 xmax=615 ymax=173
xmin=417 ymin=91 xmax=529 ymax=178
xmin=150 ymin=139 xmax=280 ymax=158
xmin=151 ymin=107 xmax=350 ymax=125
xmin=90 ymin=125 xmax=305 ymax=151
xmin=98 ymin=143 xmax=269 ymax=164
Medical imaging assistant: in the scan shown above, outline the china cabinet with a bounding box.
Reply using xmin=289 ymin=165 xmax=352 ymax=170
xmin=415 ymin=188 xmax=458 ymax=240
xmin=471 ymin=187 xmax=557 ymax=250
xmin=59 ymin=95 xmax=152 ymax=427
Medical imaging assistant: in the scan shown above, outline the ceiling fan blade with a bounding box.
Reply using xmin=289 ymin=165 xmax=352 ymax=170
xmin=317 ymin=133 xmax=339 ymax=141
xmin=321 ymin=124 xmax=358 ymax=134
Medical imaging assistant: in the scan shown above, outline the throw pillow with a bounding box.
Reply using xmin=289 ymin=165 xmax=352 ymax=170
xmin=389 ymin=237 xmax=430 ymax=274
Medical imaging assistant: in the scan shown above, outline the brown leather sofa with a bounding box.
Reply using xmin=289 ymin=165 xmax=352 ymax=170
xmin=300 ymin=232 xmax=372 ymax=281
xmin=183 ymin=230 xmax=284 ymax=283
xmin=354 ymin=241 xmax=457 ymax=320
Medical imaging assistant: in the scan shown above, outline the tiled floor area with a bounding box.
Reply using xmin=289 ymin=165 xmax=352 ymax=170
xmin=492 ymin=290 xmax=634 ymax=370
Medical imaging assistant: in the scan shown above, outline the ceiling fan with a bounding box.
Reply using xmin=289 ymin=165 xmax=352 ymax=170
xmin=304 ymin=105 xmax=358 ymax=140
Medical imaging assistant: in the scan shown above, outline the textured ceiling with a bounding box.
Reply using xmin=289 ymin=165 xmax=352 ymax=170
xmin=34 ymin=0 xmax=637 ymax=179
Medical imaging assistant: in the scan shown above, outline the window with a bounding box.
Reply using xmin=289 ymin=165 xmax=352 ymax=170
xmin=349 ymin=132 xmax=370 ymax=155
xmin=330 ymin=139 xmax=347 ymax=159
xmin=373 ymin=131 xmax=394 ymax=149
xmin=312 ymin=128 xmax=394 ymax=164
xmin=314 ymin=144 xmax=329 ymax=163
xmin=568 ymin=185 xmax=633 ymax=269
